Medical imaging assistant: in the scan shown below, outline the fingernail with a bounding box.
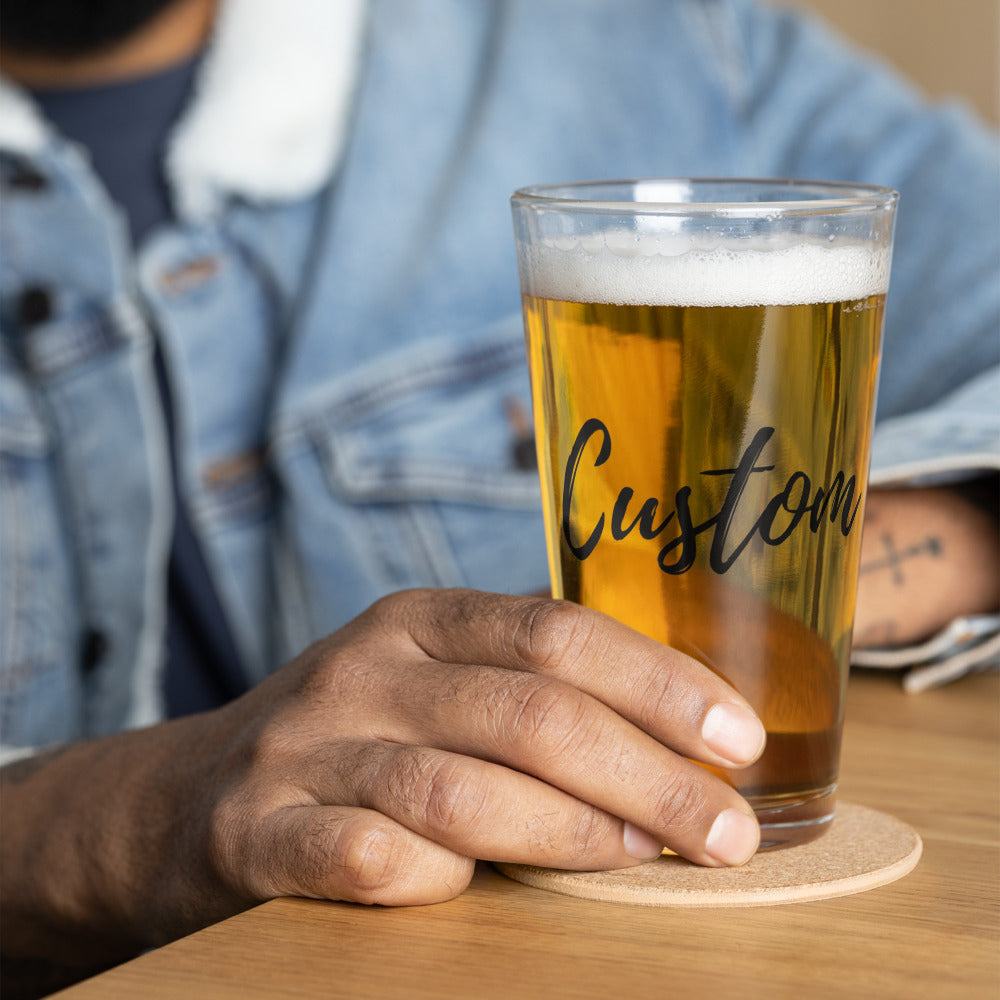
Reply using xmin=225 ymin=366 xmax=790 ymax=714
xmin=624 ymin=822 xmax=663 ymax=861
xmin=702 ymin=702 xmax=766 ymax=765
xmin=705 ymin=808 xmax=760 ymax=866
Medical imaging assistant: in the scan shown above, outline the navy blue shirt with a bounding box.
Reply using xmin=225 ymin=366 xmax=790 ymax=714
xmin=33 ymin=60 xmax=250 ymax=716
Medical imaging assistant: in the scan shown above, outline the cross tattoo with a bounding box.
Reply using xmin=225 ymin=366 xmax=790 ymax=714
xmin=860 ymin=532 xmax=942 ymax=585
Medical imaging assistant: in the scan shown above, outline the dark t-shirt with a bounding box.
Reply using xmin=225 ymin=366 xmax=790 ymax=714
xmin=33 ymin=60 xmax=250 ymax=716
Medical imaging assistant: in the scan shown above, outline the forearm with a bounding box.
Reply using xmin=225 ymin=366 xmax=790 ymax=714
xmin=853 ymin=481 xmax=1000 ymax=648
xmin=0 ymin=711 xmax=242 ymax=975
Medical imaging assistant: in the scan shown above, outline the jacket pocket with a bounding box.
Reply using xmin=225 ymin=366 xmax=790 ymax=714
xmin=273 ymin=321 xmax=551 ymax=641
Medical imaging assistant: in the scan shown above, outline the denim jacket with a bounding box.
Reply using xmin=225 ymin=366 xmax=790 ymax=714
xmin=1 ymin=0 xmax=998 ymax=757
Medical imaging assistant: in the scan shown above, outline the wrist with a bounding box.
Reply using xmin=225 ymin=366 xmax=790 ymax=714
xmin=0 ymin=710 xmax=231 ymax=965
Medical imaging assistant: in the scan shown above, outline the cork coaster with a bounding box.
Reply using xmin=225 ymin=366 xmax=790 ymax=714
xmin=494 ymin=802 xmax=921 ymax=907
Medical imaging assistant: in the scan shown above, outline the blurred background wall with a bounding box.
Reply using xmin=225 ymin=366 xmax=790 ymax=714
xmin=795 ymin=0 xmax=999 ymax=126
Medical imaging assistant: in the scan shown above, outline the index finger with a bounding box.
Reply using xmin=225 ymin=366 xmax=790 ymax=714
xmin=373 ymin=589 xmax=765 ymax=770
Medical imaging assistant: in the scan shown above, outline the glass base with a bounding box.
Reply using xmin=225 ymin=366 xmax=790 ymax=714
xmin=751 ymin=785 xmax=838 ymax=850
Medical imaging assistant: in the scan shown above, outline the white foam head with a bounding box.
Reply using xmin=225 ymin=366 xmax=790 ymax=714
xmin=521 ymin=232 xmax=890 ymax=306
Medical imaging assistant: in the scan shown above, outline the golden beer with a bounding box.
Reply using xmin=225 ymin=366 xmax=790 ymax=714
xmin=520 ymin=229 xmax=889 ymax=846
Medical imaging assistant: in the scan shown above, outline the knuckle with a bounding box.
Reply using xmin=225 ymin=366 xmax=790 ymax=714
xmin=513 ymin=599 xmax=598 ymax=672
xmin=364 ymin=588 xmax=435 ymax=634
xmin=380 ymin=749 xmax=485 ymax=842
xmin=293 ymin=642 xmax=383 ymax=710
xmin=366 ymin=588 xmax=413 ymax=623
xmin=364 ymin=589 xmax=408 ymax=622
xmin=501 ymin=676 xmax=612 ymax=773
xmin=635 ymin=659 xmax=693 ymax=727
xmin=650 ymin=770 xmax=709 ymax=837
xmin=331 ymin=814 xmax=403 ymax=899
xmin=379 ymin=746 xmax=426 ymax=814
xmin=505 ymin=676 xmax=580 ymax=750
xmin=421 ymin=758 xmax=485 ymax=840
xmin=567 ymin=804 xmax=615 ymax=859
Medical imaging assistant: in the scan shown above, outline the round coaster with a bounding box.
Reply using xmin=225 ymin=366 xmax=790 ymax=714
xmin=493 ymin=802 xmax=921 ymax=907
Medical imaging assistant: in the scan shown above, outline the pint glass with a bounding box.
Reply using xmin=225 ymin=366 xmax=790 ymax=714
xmin=511 ymin=179 xmax=897 ymax=848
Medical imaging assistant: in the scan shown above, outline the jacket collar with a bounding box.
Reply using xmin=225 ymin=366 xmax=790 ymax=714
xmin=0 ymin=0 xmax=367 ymax=220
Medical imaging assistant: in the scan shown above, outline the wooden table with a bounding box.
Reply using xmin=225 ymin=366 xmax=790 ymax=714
xmin=54 ymin=669 xmax=999 ymax=1000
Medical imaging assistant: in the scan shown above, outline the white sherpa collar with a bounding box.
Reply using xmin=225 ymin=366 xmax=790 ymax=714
xmin=167 ymin=0 xmax=367 ymax=218
xmin=0 ymin=0 xmax=368 ymax=220
xmin=0 ymin=80 xmax=49 ymax=154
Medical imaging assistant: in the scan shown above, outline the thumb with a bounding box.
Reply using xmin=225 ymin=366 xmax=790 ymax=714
xmin=238 ymin=805 xmax=475 ymax=906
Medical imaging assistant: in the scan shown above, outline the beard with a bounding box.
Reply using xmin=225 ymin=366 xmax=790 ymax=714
xmin=0 ymin=0 xmax=182 ymax=56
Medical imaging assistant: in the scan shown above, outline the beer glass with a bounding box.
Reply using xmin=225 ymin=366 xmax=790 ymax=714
xmin=511 ymin=179 xmax=897 ymax=849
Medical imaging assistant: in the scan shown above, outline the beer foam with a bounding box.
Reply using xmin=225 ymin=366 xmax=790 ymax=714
xmin=522 ymin=234 xmax=890 ymax=306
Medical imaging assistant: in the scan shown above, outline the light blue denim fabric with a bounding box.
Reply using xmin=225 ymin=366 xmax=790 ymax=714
xmin=1 ymin=0 xmax=998 ymax=755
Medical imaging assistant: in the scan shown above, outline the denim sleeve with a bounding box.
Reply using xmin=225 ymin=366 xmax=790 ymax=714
xmin=720 ymin=0 xmax=1000 ymax=484
xmin=715 ymin=0 xmax=1000 ymax=684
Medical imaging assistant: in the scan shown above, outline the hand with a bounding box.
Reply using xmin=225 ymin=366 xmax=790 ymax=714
xmin=205 ymin=590 xmax=765 ymax=910
xmin=2 ymin=590 xmax=765 ymax=979
xmin=854 ymin=485 xmax=1000 ymax=648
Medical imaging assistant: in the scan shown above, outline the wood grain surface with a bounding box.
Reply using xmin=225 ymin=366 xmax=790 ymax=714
xmin=51 ymin=669 xmax=1000 ymax=1000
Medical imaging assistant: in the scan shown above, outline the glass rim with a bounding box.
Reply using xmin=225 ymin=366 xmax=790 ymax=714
xmin=510 ymin=177 xmax=900 ymax=216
